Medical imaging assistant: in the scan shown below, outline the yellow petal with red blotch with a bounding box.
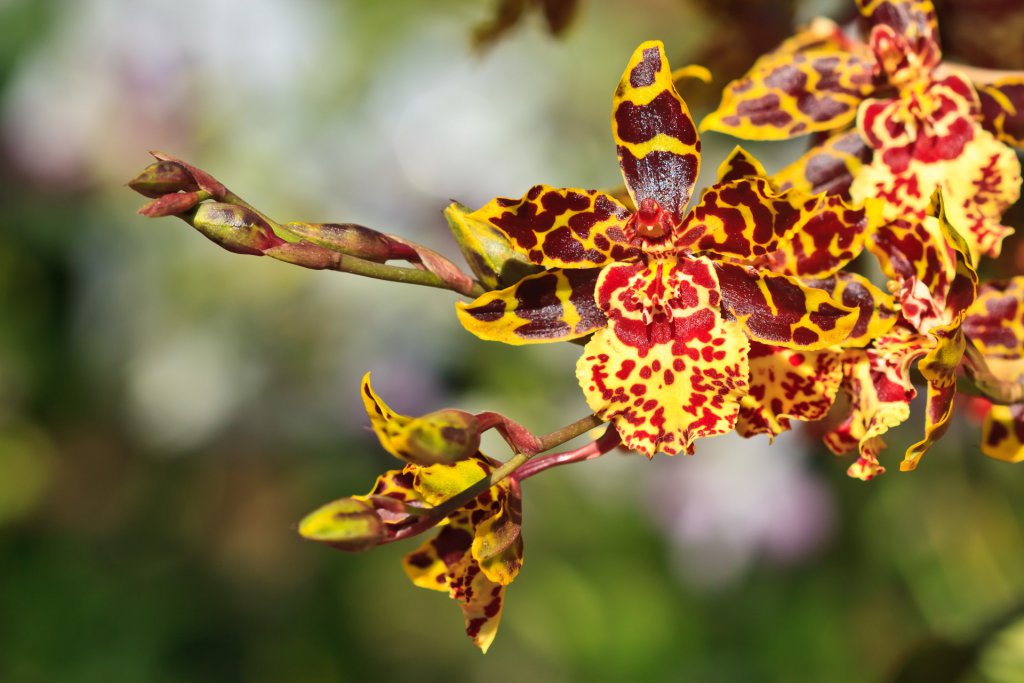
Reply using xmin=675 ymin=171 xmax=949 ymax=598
xmin=775 ymin=130 xmax=872 ymax=197
xmin=471 ymin=485 xmax=524 ymax=586
xmin=824 ymin=329 xmax=929 ymax=480
xmin=403 ymin=522 xmax=507 ymax=653
xmin=613 ymin=41 xmax=701 ymax=222
xmin=977 ymin=76 xmax=1024 ymax=149
xmin=736 ymin=342 xmax=843 ymax=439
xmin=360 ymin=373 xmax=413 ymax=461
xmin=677 ymin=175 xmax=819 ymax=263
xmin=456 ymin=267 xmax=605 ymax=345
xmin=874 ymin=197 xmax=978 ymax=340
xmin=800 ymin=272 xmax=898 ymax=347
xmin=900 ymin=321 xmax=966 ymax=471
xmin=715 ymin=146 xmax=769 ymax=184
xmin=854 ymin=130 xmax=1020 ymax=262
xmin=857 ymin=0 xmax=940 ymax=67
xmin=761 ymin=195 xmax=880 ymax=278
xmin=576 ymin=257 xmax=750 ymax=456
xmin=400 ymin=455 xmax=522 ymax=653
xmin=941 ymin=129 xmax=1020 ymax=261
xmin=701 ymin=17 xmax=874 ymax=140
xmin=716 ymin=263 xmax=860 ymax=350
xmin=982 ymin=405 xmax=1024 ymax=463
xmin=964 ymin=278 xmax=1024 ymax=384
xmin=464 ymin=186 xmax=635 ymax=268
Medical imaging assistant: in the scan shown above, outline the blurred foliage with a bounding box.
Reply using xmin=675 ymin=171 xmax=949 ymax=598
xmin=2 ymin=0 xmax=1024 ymax=681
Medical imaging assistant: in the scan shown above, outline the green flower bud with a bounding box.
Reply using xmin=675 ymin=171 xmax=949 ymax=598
xmin=190 ymin=202 xmax=284 ymax=255
xmin=401 ymin=409 xmax=482 ymax=466
xmin=445 ymin=203 xmax=541 ymax=289
xmin=282 ymin=221 xmax=400 ymax=262
xmin=128 ymin=161 xmax=199 ymax=198
xmin=298 ymin=497 xmax=386 ymax=552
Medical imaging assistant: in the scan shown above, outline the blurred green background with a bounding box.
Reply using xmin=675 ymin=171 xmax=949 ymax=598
xmin=3 ymin=0 xmax=1024 ymax=681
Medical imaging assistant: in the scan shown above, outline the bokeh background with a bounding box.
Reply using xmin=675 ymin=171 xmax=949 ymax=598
xmin=4 ymin=0 xmax=1024 ymax=681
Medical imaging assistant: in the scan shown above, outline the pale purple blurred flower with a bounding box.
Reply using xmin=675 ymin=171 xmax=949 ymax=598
xmin=647 ymin=428 xmax=836 ymax=590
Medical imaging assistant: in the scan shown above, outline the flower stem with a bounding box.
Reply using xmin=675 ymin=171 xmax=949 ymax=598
xmin=513 ymin=425 xmax=621 ymax=481
xmin=421 ymin=414 xmax=606 ymax=521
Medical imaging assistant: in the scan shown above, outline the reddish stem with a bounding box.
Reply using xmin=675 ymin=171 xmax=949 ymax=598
xmin=513 ymin=426 xmax=621 ymax=481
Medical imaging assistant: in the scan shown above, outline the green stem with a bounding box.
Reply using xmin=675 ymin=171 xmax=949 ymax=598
xmin=224 ymin=191 xmax=487 ymax=298
xmin=331 ymin=253 xmax=487 ymax=296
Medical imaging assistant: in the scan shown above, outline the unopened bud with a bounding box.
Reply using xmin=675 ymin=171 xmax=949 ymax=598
xmin=298 ymin=497 xmax=386 ymax=552
xmin=283 ymin=221 xmax=402 ymax=262
xmin=128 ymin=161 xmax=199 ymax=198
xmin=190 ymin=202 xmax=284 ymax=255
xmin=445 ymin=203 xmax=540 ymax=289
xmin=402 ymin=409 xmax=481 ymax=465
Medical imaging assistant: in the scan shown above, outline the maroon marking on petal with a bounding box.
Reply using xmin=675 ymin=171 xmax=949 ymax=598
xmin=793 ymin=327 xmax=820 ymax=346
xmin=618 ymin=147 xmax=699 ymax=218
xmin=630 ymin=46 xmax=662 ymax=88
xmin=988 ymin=419 xmax=1009 ymax=447
xmin=731 ymin=93 xmax=794 ymax=128
xmin=615 ymin=91 xmax=698 ymax=146
xmin=799 ymin=95 xmax=850 ymax=123
xmin=513 ymin=273 xmax=570 ymax=339
xmin=566 ymin=268 xmax=607 ymax=334
xmin=406 ymin=552 xmax=434 ymax=569
xmin=433 ymin=526 xmax=473 ymax=567
xmin=466 ymin=617 xmax=487 ymax=638
xmin=465 ymin=299 xmax=507 ymax=322
xmin=764 ymin=64 xmax=808 ymax=93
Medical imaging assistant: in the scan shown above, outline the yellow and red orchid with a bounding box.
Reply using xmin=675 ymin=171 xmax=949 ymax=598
xmin=702 ymin=0 xmax=1022 ymax=262
xmin=300 ymin=376 xmax=523 ymax=653
xmin=455 ymin=41 xmax=882 ymax=457
xmin=962 ymin=277 xmax=1024 ymax=463
xmin=825 ymin=196 xmax=978 ymax=479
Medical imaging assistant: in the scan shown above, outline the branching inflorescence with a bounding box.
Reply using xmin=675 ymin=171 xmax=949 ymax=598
xmin=128 ymin=0 xmax=1024 ymax=651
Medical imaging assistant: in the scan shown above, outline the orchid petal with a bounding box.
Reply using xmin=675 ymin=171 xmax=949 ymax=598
xmin=456 ymin=267 xmax=605 ymax=344
xmin=613 ymin=40 xmax=701 ymax=222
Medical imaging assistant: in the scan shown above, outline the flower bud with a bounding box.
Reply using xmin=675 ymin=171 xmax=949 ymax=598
xmin=190 ymin=202 xmax=284 ymax=255
xmin=298 ymin=497 xmax=386 ymax=552
xmin=282 ymin=221 xmax=401 ymax=262
xmin=128 ymin=161 xmax=199 ymax=198
xmin=445 ymin=203 xmax=541 ymax=289
xmin=401 ymin=409 xmax=482 ymax=465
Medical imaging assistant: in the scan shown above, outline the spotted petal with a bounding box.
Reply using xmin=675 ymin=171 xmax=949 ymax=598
xmin=716 ymin=262 xmax=860 ymax=350
xmin=613 ymin=40 xmax=701 ymax=222
xmin=801 ymin=273 xmax=898 ymax=347
xmin=857 ymin=75 xmax=979 ymax=172
xmin=461 ymin=186 xmax=635 ymax=269
xmin=677 ymin=175 xmax=818 ymax=263
xmin=977 ymin=76 xmax=1024 ymax=149
xmin=762 ymin=195 xmax=879 ymax=278
xmin=401 ymin=456 xmax=523 ymax=653
xmin=858 ymin=0 xmax=940 ymax=73
xmin=982 ymin=405 xmax=1024 ymax=463
xmin=856 ymin=131 xmax=1020 ymax=262
xmin=701 ymin=18 xmax=874 ymax=140
xmin=736 ymin=342 xmax=843 ymax=439
xmin=824 ymin=329 xmax=927 ymax=480
xmin=456 ymin=267 xmax=605 ymax=344
xmin=576 ymin=258 xmax=749 ymax=456
xmin=775 ymin=130 xmax=872 ymax=198
xmin=964 ymin=278 xmax=1024 ymax=382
